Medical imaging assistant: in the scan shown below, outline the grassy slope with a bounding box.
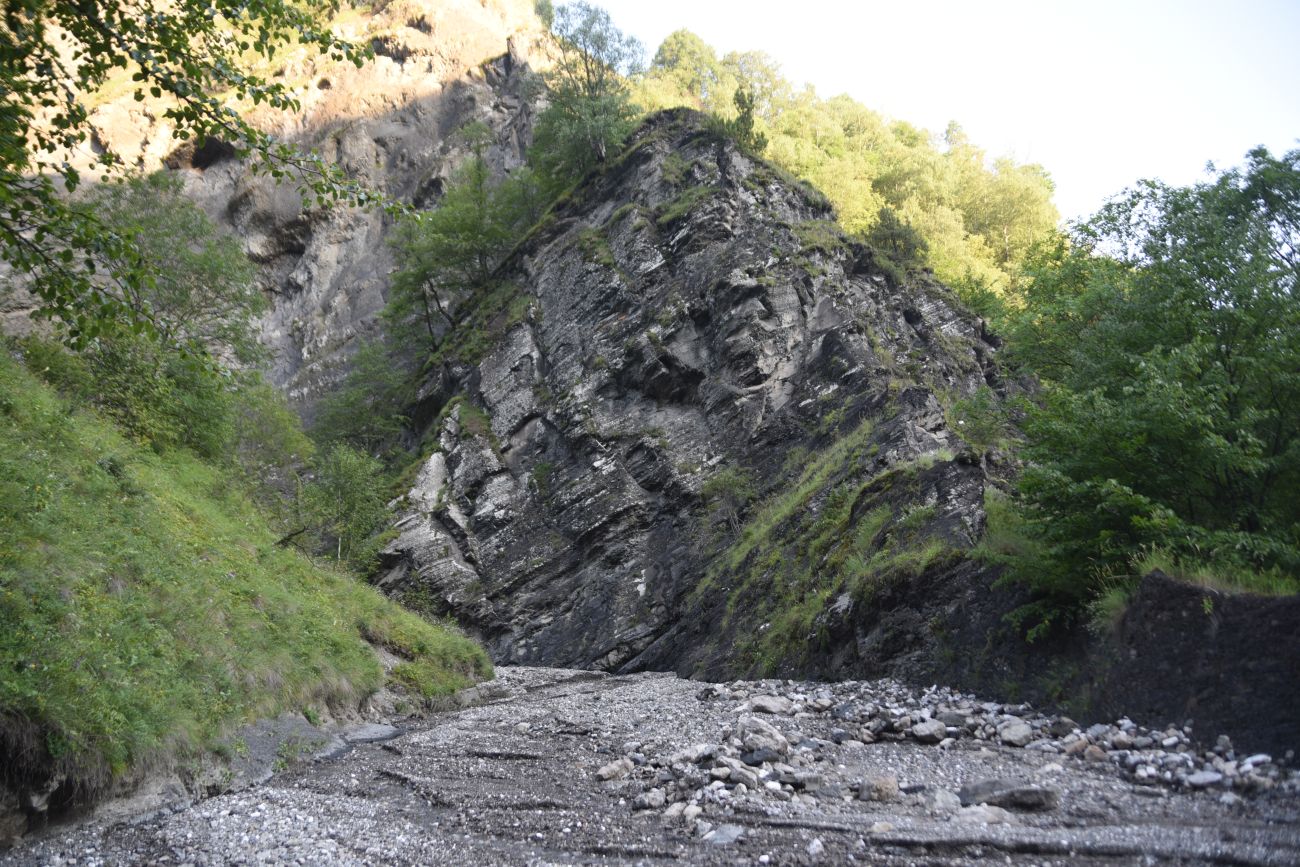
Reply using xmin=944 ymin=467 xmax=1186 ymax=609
xmin=0 ymin=353 xmax=490 ymax=791
xmin=695 ymin=412 xmax=960 ymax=675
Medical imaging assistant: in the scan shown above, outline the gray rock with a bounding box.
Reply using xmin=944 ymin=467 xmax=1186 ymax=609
xmin=936 ymin=710 xmax=968 ymax=727
xmin=750 ymin=695 xmax=794 ymax=715
xmin=922 ymin=787 xmax=963 ymax=814
xmin=375 ymin=110 xmax=1003 ymax=682
xmin=595 ymin=757 xmax=633 ymax=781
xmin=954 ymin=804 xmax=1017 ymax=824
xmin=958 ymin=779 xmax=1061 ymax=811
xmin=703 ymin=824 xmax=745 ymax=846
xmin=342 ymin=723 xmax=399 ymax=744
xmin=635 ymin=788 xmax=667 ymax=809
xmin=998 ymin=720 xmax=1034 ymax=747
xmin=668 ymin=743 xmax=718 ymax=766
xmin=1187 ymin=771 xmax=1224 ymax=788
xmin=859 ymin=776 xmax=900 ymax=802
xmin=737 ymin=715 xmax=789 ymax=756
xmin=740 ymin=748 xmax=781 ymax=766
xmin=1049 ymin=717 xmax=1078 ymax=738
xmin=911 ymin=719 xmax=948 ymax=744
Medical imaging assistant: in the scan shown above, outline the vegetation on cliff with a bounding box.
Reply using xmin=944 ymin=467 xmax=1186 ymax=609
xmin=0 ymin=0 xmax=379 ymax=349
xmin=0 ymin=168 xmax=491 ymax=802
xmin=633 ymin=28 xmax=1059 ymax=301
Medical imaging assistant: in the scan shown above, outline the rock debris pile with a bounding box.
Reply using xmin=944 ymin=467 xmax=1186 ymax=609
xmin=9 ymin=669 xmax=1299 ymax=866
xmin=601 ymin=677 xmax=1297 ymax=841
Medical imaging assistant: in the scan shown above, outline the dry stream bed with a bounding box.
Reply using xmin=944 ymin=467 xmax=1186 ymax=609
xmin=6 ymin=667 xmax=1299 ymax=865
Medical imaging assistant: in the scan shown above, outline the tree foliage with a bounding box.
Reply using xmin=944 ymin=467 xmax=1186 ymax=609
xmin=14 ymin=171 xmax=273 ymax=459
xmin=82 ymin=173 xmax=265 ymax=362
xmin=0 ymin=0 xmax=375 ymax=346
xmin=636 ymin=31 xmax=1058 ymax=297
xmin=999 ymin=147 xmax=1300 ymax=626
xmin=303 ymin=443 xmax=389 ymax=565
xmin=385 ymin=125 xmax=529 ymax=353
xmin=531 ymin=1 xmax=643 ymax=192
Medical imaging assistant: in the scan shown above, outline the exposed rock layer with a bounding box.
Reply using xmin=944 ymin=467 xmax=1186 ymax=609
xmin=379 ymin=110 xmax=1003 ymax=686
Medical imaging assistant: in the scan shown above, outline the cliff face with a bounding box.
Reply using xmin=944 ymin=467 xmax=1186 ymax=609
xmin=59 ymin=0 xmax=548 ymax=415
xmin=377 ymin=110 xmax=1008 ymax=684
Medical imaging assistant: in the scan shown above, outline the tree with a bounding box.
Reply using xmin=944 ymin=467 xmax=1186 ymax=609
xmin=725 ymin=88 xmax=767 ymax=154
xmin=530 ymin=1 xmax=643 ymax=191
xmin=387 ymin=124 xmax=528 ymax=352
xmin=303 ymin=443 xmax=389 ymax=565
xmin=1001 ymin=147 xmax=1300 ymax=622
xmin=0 ymin=0 xmax=374 ymax=347
xmin=865 ymin=206 xmax=926 ymax=267
xmin=15 ymin=170 xmax=273 ymax=458
xmin=311 ymin=340 xmax=410 ymax=456
xmin=649 ymin=29 xmax=722 ymax=108
xmin=83 ymin=173 xmax=264 ymax=362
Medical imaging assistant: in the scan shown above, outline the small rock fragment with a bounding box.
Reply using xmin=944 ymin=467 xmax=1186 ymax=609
xmin=859 ymin=776 xmax=900 ymax=803
xmin=596 ymin=757 xmax=633 ymax=781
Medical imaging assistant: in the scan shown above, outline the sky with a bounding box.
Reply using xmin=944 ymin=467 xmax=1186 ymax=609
xmin=594 ymin=0 xmax=1300 ymax=224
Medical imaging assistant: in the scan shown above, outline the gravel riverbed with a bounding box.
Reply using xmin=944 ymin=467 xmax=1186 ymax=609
xmin=6 ymin=667 xmax=1299 ymax=865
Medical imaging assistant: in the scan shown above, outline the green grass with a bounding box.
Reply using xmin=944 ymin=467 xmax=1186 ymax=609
xmin=980 ymin=488 xmax=1299 ymax=641
xmin=0 ymin=354 xmax=491 ymax=794
xmin=1134 ymin=547 xmax=1300 ymax=597
xmin=427 ymin=281 xmax=532 ymax=368
xmin=576 ymin=228 xmax=617 ymax=269
xmin=792 ymin=219 xmax=846 ymax=255
xmin=695 ymin=409 xmax=960 ymax=673
xmin=660 ymin=153 xmax=695 ymax=187
xmin=656 ymin=185 xmax=719 ymax=227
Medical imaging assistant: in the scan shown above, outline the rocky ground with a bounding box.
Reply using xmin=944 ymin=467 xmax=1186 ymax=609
xmin=7 ymin=667 xmax=1299 ymax=866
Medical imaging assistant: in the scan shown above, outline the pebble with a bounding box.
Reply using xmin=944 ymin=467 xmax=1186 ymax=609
xmin=595 ymin=757 xmax=633 ymax=781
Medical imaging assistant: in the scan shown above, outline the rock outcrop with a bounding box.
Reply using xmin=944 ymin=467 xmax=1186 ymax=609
xmin=378 ymin=109 xmax=1007 ymax=686
xmin=20 ymin=0 xmax=549 ymax=416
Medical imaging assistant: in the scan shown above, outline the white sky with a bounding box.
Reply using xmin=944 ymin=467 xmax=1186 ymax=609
xmin=595 ymin=0 xmax=1300 ymax=223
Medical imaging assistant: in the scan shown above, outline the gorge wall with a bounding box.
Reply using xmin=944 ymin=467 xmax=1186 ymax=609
xmin=376 ymin=109 xmax=1012 ymax=688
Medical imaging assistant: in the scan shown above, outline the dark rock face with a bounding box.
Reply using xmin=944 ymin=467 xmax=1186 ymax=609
xmin=1091 ymin=571 xmax=1300 ymax=755
xmin=378 ymin=110 xmax=1006 ymax=683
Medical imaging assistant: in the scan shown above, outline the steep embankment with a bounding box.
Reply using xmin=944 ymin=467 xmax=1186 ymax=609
xmin=378 ymin=109 xmax=1010 ymax=688
xmin=0 ymin=353 xmax=490 ymax=837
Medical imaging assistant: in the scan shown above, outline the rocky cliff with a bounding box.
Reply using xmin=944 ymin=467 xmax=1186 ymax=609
xmin=377 ymin=109 xmax=1009 ymax=687
xmin=10 ymin=0 xmax=549 ymax=415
